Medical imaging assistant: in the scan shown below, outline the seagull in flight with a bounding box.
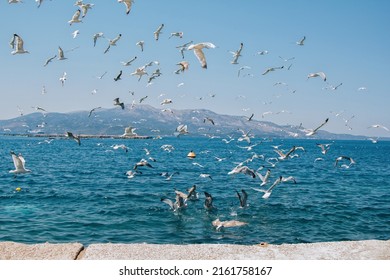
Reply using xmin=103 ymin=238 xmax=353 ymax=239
xmin=187 ymin=42 xmax=216 ymax=69
xmin=113 ymin=97 xmax=125 ymax=109
xmin=136 ymin=41 xmax=144 ymax=52
xmin=236 ymin=189 xmax=248 ymax=208
xmin=335 ymin=156 xmax=355 ymax=168
xmin=174 ymin=124 xmax=189 ymax=137
xmin=118 ymin=0 xmax=133 ymax=14
xmin=130 ymin=67 xmax=148 ymax=81
xmin=154 ymin=24 xmax=164 ymax=41
xmin=307 ymin=72 xmax=327 ymax=82
xmin=88 ymin=107 xmax=101 ymax=117
xmin=257 ymin=169 xmax=271 ymax=186
xmin=9 ymin=151 xmax=31 ymax=174
xmin=252 ymin=176 xmax=296 ymax=199
xmin=296 ymin=36 xmax=306 ymax=46
xmin=59 ymin=72 xmax=67 ymax=87
xmin=262 ymin=66 xmax=284 ymax=75
xmin=114 ymin=70 xmax=122 ymax=81
xmin=121 ymin=56 xmax=137 ymax=66
xmin=11 ymin=34 xmax=29 ymax=55
xmin=316 ymin=143 xmax=332 ymax=155
xmin=43 ymin=54 xmax=57 ymax=66
xmin=368 ymin=124 xmax=389 ymax=131
xmin=66 ymin=131 xmax=81 ymax=145
xmin=93 ymin=32 xmax=104 ymax=47
xmin=169 ymin=32 xmax=184 ymax=39
xmin=68 ymin=9 xmax=82 ymax=25
xmin=305 ymin=118 xmax=329 ymax=136
xmin=228 ymin=165 xmax=256 ymax=178
xmin=104 ymin=34 xmax=122 ymax=54
xmin=57 ymin=46 xmax=67 ymax=60
xmin=230 ymin=42 xmax=243 ymax=64
xmin=176 ymin=41 xmax=193 ymax=59
xmin=238 ymin=66 xmax=251 ymax=77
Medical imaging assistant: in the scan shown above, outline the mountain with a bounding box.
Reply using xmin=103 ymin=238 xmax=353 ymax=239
xmin=0 ymin=104 xmax=369 ymax=140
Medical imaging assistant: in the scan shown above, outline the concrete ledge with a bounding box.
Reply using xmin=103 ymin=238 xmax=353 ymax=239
xmin=1 ymin=240 xmax=389 ymax=260
xmin=0 ymin=242 xmax=84 ymax=260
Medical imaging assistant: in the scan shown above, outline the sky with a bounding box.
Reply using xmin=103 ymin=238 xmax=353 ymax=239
xmin=1 ymin=0 xmax=390 ymax=137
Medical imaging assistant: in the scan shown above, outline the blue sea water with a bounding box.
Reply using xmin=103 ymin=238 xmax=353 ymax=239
xmin=0 ymin=136 xmax=389 ymax=245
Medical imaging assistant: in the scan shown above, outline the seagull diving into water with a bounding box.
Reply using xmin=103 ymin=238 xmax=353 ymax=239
xmin=187 ymin=42 xmax=216 ymax=69
xmin=9 ymin=151 xmax=31 ymax=174
xmin=305 ymin=118 xmax=329 ymax=136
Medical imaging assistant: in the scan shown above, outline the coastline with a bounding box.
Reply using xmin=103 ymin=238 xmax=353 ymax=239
xmin=1 ymin=240 xmax=389 ymax=260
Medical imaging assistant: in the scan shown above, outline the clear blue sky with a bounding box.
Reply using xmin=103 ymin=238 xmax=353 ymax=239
xmin=1 ymin=0 xmax=389 ymax=137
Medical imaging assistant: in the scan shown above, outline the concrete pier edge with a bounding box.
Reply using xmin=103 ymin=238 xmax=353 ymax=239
xmin=1 ymin=240 xmax=389 ymax=260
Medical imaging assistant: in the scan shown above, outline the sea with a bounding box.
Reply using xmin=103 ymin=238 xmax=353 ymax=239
xmin=0 ymin=135 xmax=389 ymax=246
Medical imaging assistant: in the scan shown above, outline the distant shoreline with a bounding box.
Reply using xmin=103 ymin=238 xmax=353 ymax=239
xmin=0 ymin=133 xmax=153 ymax=140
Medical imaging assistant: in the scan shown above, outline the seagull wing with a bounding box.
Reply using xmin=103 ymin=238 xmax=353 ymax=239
xmin=11 ymin=152 xmax=24 ymax=172
xmin=313 ymin=118 xmax=329 ymax=133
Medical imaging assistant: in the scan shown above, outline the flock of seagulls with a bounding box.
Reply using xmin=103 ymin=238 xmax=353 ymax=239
xmin=3 ymin=1 xmax=387 ymax=234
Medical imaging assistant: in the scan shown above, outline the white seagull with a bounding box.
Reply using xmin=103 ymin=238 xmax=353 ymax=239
xmin=305 ymin=118 xmax=329 ymax=136
xmin=118 ymin=0 xmax=134 ymax=15
xmin=59 ymin=72 xmax=67 ymax=86
xmin=252 ymin=176 xmax=296 ymax=199
xmin=187 ymin=42 xmax=216 ymax=69
xmin=154 ymin=24 xmax=164 ymax=40
xmin=104 ymin=34 xmax=122 ymax=54
xmin=335 ymin=156 xmax=355 ymax=168
xmin=11 ymin=34 xmax=29 ymax=55
xmin=368 ymin=124 xmax=389 ymax=132
xmin=174 ymin=124 xmax=188 ymax=137
xmin=307 ymin=71 xmax=327 ymax=81
xmin=230 ymin=42 xmax=243 ymax=64
xmin=257 ymin=169 xmax=271 ymax=186
xmin=228 ymin=165 xmax=256 ymax=178
xmin=136 ymin=40 xmax=144 ymax=51
xmin=57 ymin=46 xmax=67 ymax=60
xmin=296 ymin=36 xmax=306 ymax=46
xmin=68 ymin=9 xmax=82 ymax=25
xmin=9 ymin=151 xmax=31 ymax=174
xmin=130 ymin=67 xmax=148 ymax=81
xmin=121 ymin=56 xmax=137 ymax=66
xmin=43 ymin=54 xmax=57 ymax=66
xmin=262 ymin=66 xmax=284 ymax=75
xmin=93 ymin=32 xmax=104 ymax=47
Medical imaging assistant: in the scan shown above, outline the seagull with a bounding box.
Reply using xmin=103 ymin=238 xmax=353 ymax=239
xmin=160 ymin=99 xmax=172 ymax=105
xmin=199 ymin=173 xmax=213 ymax=180
xmin=316 ymin=143 xmax=332 ymax=154
xmin=278 ymin=55 xmax=295 ymax=62
xmin=66 ymin=131 xmax=81 ymax=145
xmin=296 ymin=36 xmax=306 ymax=46
xmin=257 ymin=169 xmax=271 ymax=186
xmin=174 ymin=124 xmax=189 ymax=137
xmin=335 ymin=156 xmax=356 ymax=168
xmin=305 ymin=118 xmax=329 ymax=136
xmin=133 ymin=159 xmax=153 ymax=170
xmin=114 ymin=70 xmax=122 ymax=81
xmin=72 ymin=30 xmax=80 ymax=38
xmin=230 ymin=42 xmax=243 ymax=64
xmin=154 ymin=24 xmax=164 ymax=40
xmin=187 ymin=42 xmax=216 ymax=68
xmin=176 ymin=41 xmax=193 ymax=59
xmin=43 ymin=54 xmax=57 ymax=66
xmin=176 ymin=61 xmax=189 ymax=73
xmin=76 ymin=2 xmax=94 ymax=18
xmin=228 ymin=165 xmax=256 ymax=178
xmin=68 ymin=9 xmax=82 ymax=25
xmin=238 ymin=66 xmax=251 ymax=77
xmin=118 ymin=0 xmax=133 ymax=14
xmin=104 ymin=34 xmax=122 ymax=54
xmin=160 ymin=171 xmax=179 ymax=181
xmin=9 ymin=151 xmax=31 ymax=174
xmin=130 ymin=67 xmax=148 ymax=81
xmin=255 ymin=50 xmax=269 ymax=55
xmin=203 ymin=117 xmax=215 ymax=125
xmin=139 ymin=95 xmax=148 ymax=103
xmin=88 ymin=107 xmax=101 ymax=117
xmin=252 ymin=176 xmax=296 ymax=199
xmin=169 ymin=32 xmax=184 ymax=39
xmin=11 ymin=34 xmax=29 ymax=55
xmin=8 ymin=0 xmax=23 ymax=4
xmin=57 ymin=46 xmax=67 ymax=60
xmin=236 ymin=189 xmax=248 ymax=208
xmin=262 ymin=66 xmax=284 ymax=75
xmin=212 ymin=218 xmax=247 ymax=230
xmin=96 ymin=71 xmax=107 ymax=79
xmin=368 ymin=124 xmax=389 ymax=131
xmin=204 ymin=191 xmax=214 ymax=210
xmin=245 ymin=113 xmax=254 ymax=121
xmin=93 ymin=32 xmax=104 ymax=47
xmin=136 ymin=40 xmax=144 ymax=51
xmin=161 ymin=194 xmax=185 ymax=211
xmin=274 ymin=146 xmax=297 ymax=160
xmin=237 ymin=129 xmax=252 ymax=144
xmin=307 ymin=72 xmax=327 ymax=81
xmin=111 ymin=144 xmax=129 ymax=152
xmin=59 ymin=72 xmax=67 ymax=87
xmin=113 ymin=97 xmax=125 ymax=109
